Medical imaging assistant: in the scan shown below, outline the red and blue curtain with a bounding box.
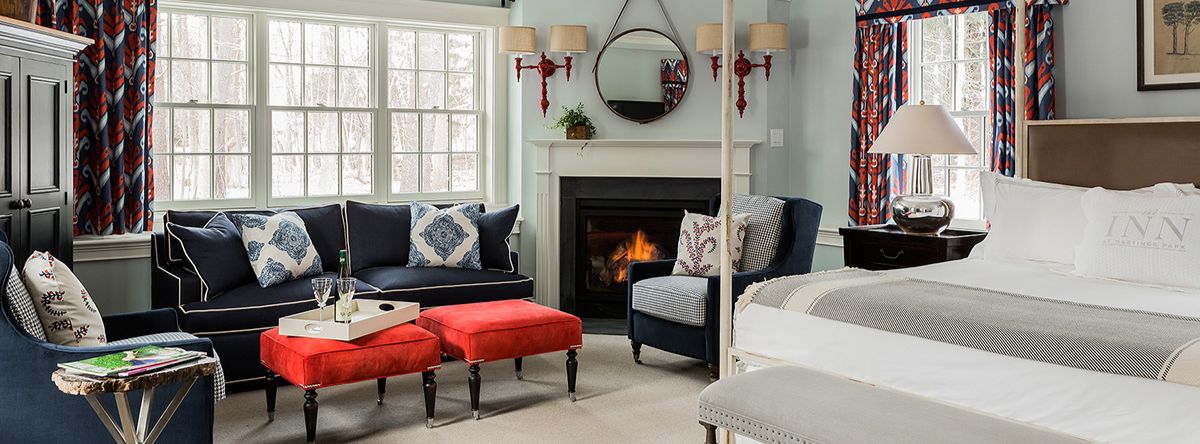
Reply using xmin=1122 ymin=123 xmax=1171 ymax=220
xmin=37 ymin=0 xmax=157 ymax=235
xmin=850 ymin=21 xmax=909 ymax=226
xmin=661 ymin=58 xmax=688 ymax=112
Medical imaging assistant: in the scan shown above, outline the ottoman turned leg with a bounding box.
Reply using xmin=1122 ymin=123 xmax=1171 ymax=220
xmin=422 ymin=371 xmax=437 ymax=428
xmin=515 ymin=357 xmax=524 ymax=380
xmin=303 ymin=390 xmax=318 ymax=443
xmin=631 ymin=341 xmax=643 ymax=364
xmin=468 ymin=364 xmax=482 ymax=420
xmin=566 ymin=350 xmax=578 ymax=402
xmin=265 ymin=371 xmax=277 ymax=422
xmin=377 ymin=378 xmax=386 ymax=405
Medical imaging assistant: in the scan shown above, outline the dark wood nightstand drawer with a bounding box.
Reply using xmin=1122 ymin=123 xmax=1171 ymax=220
xmin=852 ymin=241 xmax=939 ymax=270
xmin=839 ymin=224 xmax=987 ymax=271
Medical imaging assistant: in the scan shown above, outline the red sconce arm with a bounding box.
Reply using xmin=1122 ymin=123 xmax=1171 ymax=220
xmin=511 ymin=52 xmax=573 ymax=117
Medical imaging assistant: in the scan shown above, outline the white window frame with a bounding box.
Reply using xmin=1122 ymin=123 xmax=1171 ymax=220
xmin=157 ymin=2 xmax=496 ymax=213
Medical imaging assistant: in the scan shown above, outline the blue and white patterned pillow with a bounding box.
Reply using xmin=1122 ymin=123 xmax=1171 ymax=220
xmin=229 ymin=212 xmax=323 ymax=288
xmin=408 ymin=202 xmax=483 ymax=270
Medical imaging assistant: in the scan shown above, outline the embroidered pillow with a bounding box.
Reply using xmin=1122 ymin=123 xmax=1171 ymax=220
xmin=671 ymin=212 xmax=750 ymax=277
xmin=1076 ymin=189 xmax=1200 ymax=289
xmin=229 ymin=212 xmax=324 ymax=288
xmin=408 ymin=202 xmax=483 ymax=269
xmin=5 ymin=266 xmax=46 ymax=340
xmin=23 ymin=252 xmax=106 ymax=346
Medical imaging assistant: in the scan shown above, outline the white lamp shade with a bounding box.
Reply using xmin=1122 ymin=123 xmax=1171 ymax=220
xmin=696 ymin=23 xmax=723 ymax=54
xmin=500 ymin=26 xmax=537 ymax=54
xmin=869 ymin=103 xmax=977 ymax=155
xmin=749 ymin=23 xmax=788 ymax=52
xmin=550 ymin=25 xmax=587 ymax=53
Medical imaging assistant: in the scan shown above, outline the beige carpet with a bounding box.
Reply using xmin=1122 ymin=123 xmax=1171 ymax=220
xmin=215 ymin=334 xmax=711 ymax=443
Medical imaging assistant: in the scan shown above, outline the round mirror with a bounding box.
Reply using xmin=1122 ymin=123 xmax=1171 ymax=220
xmin=595 ymin=29 xmax=690 ymax=124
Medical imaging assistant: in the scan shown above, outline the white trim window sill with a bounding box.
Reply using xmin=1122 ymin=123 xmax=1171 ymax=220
xmin=74 ymin=233 xmax=154 ymax=263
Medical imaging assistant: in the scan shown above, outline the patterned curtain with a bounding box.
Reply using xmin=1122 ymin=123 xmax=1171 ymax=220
xmin=849 ymin=22 xmax=909 ymax=226
xmin=37 ymin=0 xmax=157 ymax=235
xmin=661 ymin=58 xmax=687 ymax=112
xmin=857 ymin=0 xmax=1014 ymax=26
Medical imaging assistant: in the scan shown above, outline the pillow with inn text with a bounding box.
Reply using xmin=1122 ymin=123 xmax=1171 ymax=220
xmin=1076 ymin=189 xmax=1200 ymax=289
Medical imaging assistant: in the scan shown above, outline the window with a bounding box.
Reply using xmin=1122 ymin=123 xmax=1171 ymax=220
xmin=154 ymin=4 xmax=488 ymax=209
xmin=911 ymin=13 xmax=991 ymax=221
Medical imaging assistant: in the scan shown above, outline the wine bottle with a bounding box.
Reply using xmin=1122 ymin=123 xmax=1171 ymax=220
xmin=335 ymin=250 xmax=351 ymax=323
xmin=338 ymin=250 xmax=350 ymax=280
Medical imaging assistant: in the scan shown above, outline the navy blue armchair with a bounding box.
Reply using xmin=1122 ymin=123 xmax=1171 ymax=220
xmin=627 ymin=196 xmax=822 ymax=378
xmin=0 ymin=236 xmax=215 ymax=443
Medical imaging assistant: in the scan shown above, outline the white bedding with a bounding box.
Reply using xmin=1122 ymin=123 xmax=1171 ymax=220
xmin=734 ymin=258 xmax=1200 ymax=443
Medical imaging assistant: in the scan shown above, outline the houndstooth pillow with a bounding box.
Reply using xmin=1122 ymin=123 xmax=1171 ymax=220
xmin=729 ymin=194 xmax=785 ymax=272
xmin=229 ymin=212 xmax=324 ymax=288
xmin=408 ymin=202 xmax=483 ymax=269
xmin=5 ymin=266 xmax=45 ymax=340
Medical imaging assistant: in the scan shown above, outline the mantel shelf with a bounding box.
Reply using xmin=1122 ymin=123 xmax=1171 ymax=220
xmin=528 ymin=139 xmax=761 ymax=149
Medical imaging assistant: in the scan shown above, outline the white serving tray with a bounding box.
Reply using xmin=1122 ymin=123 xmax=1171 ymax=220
xmin=278 ymin=299 xmax=419 ymax=341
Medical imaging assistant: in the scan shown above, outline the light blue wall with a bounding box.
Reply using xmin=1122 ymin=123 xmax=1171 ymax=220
xmin=74 ymin=258 xmax=153 ymax=315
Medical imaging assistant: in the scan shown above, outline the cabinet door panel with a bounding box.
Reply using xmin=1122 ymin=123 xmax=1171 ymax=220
xmin=25 ymin=68 xmax=62 ymax=193
xmin=26 ymin=207 xmax=61 ymax=256
xmin=0 ymin=55 xmax=17 ymax=248
xmin=20 ymin=59 xmax=72 ymax=264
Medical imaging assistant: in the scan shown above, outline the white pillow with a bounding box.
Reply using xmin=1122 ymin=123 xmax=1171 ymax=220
xmin=1076 ymin=189 xmax=1200 ymax=289
xmin=408 ymin=202 xmax=483 ymax=269
xmin=23 ymin=252 xmax=106 ymax=346
xmin=671 ymin=212 xmax=750 ymax=277
xmin=229 ymin=212 xmax=324 ymax=288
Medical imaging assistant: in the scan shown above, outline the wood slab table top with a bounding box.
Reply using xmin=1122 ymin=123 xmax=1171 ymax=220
xmin=52 ymin=358 xmax=218 ymax=395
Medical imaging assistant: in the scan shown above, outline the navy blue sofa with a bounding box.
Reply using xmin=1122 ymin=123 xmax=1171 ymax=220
xmin=152 ymin=202 xmax=531 ymax=388
xmin=0 ymin=234 xmax=215 ymax=443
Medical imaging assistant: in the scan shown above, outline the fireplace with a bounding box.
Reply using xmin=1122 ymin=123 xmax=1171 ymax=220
xmin=560 ymin=177 xmax=720 ymax=319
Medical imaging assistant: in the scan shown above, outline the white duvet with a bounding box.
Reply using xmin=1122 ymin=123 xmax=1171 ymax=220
xmin=734 ymin=258 xmax=1200 ymax=443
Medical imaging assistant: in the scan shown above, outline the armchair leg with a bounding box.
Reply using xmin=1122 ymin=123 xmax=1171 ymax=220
xmin=631 ymin=341 xmax=643 ymax=364
xmin=708 ymin=363 xmax=719 ymax=382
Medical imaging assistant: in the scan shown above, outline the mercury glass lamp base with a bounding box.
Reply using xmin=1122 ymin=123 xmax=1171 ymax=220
xmin=891 ymin=194 xmax=955 ymax=235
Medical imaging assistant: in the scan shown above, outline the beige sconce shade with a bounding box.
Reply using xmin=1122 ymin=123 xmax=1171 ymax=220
xmin=870 ymin=103 xmax=977 ymax=155
xmin=550 ymin=25 xmax=588 ymax=53
xmin=696 ymin=23 xmax=723 ymax=55
xmin=749 ymin=23 xmax=788 ymax=53
xmin=500 ymin=26 xmax=537 ymax=54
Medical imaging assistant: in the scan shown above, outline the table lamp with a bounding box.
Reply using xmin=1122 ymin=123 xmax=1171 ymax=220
xmin=868 ymin=101 xmax=977 ymax=235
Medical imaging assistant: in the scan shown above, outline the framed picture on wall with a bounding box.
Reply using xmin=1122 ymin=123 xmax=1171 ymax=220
xmin=1139 ymin=0 xmax=1200 ymax=90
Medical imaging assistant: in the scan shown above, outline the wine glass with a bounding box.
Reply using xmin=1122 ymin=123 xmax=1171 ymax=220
xmin=311 ymin=278 xmax=333 ymax=322
xmin=337 ymin=278 xmax=357 ymax=323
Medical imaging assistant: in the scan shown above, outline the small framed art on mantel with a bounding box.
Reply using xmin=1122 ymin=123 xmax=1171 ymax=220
xmin=1139 ymin=0 xmax=1200 ymax=90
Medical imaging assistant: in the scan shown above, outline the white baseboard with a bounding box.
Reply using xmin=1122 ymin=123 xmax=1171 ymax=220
xmin=816 ymin=227 xmax=843 ymax=248
xmin=74 ymin=234 xmax=153 ymax=262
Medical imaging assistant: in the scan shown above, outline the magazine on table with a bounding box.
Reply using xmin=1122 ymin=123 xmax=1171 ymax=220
xmin=59 ymin=345 xmax=206 ymax=378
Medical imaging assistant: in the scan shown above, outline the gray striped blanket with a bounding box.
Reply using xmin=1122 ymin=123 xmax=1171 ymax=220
xmin=738 ymin=268 xmax=1200 ymax=388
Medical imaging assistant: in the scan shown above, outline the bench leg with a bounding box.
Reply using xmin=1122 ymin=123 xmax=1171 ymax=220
xmin=566 ymin=349 xmax=578 ymax=402
xmin=468 ymin=364 xmax=481 ymax=420
xmin=708 ymin=363 xmax=719 ymax=382
xmin=265 ymin=370 xmax=277 ymax=422
xmin=701 ymin=421 xmax=717 ymax=444
xmin=303 ymin=390 xmax=318 ymax=443
xmin=631 ymin=341 xmax=643 ymax=364
xmin=515 ymin=357 xmax=523 ymax=380
xmin=422 ymin=371 xmax=437 ymax=429
xmin=377 ymin=378 xmax=386 ymax=405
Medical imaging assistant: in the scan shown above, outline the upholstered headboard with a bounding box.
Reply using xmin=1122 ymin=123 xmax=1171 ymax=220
xmin=1024 ymin=118 xmax=1200 ymax=189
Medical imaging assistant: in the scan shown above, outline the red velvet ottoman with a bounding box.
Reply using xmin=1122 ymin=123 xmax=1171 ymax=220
xmin=260 ymin=324 xmax=442 ymax=442
xmin=416 ymin=299 xmax=583 ymax=419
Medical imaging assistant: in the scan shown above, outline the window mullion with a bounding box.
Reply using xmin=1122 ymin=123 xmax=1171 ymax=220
xmin=254 ymin=11 xmax=272 ymax=209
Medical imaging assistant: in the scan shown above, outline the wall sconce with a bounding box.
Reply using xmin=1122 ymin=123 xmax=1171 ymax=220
xmin=696 ymin=22 xmax=788 ymax=118
xmin=500 ymin=25 xmax=589 ymax=117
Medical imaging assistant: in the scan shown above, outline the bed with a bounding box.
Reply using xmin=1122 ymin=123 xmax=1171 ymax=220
xmin=728 ymin=118 xmax=1200 ymax=443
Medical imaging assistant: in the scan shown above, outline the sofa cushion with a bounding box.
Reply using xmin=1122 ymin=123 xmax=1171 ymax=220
xmin=345 ymin=201 xmax=411 ymax=271
xmin=353 ymin=266 xmax=533 ymax=307
xmin=167 ymin=213 xmax=256 ymax=300
xmin=631 ymin=275 xmax=709 ymax=327
xmin=229 ymin=212 xmax=324 ymax=288
xmin=478 ymin=204 xmax=519 ymax=272
xmin=179 ymin=272 xmax=380 ymax=335
xmin=408 ymin=202 xmax=483 ymax=269
xmin=289 ymin=204 xmax=346 ymax=273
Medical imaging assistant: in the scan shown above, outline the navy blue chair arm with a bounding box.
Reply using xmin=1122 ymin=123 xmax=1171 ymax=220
xmin=100 ymin=308 xmax=181 ymax=342
xmin=40 ymin=336 xmax=214 ymax=360
xmin=627 ymin=259 xmax=676 ymax=286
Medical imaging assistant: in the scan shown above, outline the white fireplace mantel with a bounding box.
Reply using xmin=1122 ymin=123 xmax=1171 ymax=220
xmin=531 ymin=139 xmax=759 ymax=309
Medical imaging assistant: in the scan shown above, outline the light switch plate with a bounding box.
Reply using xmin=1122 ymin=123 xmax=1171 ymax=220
xmin=770 ymin=129 xmax=784 ymax=147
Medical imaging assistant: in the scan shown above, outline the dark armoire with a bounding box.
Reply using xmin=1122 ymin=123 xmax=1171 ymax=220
xmin=0 ymin=18 xmax=87 ymax=266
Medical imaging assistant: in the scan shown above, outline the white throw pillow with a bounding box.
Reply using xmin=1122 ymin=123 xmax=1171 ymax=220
xmin=229 ymin=212 xmax=324 ymax=288
xmin=1076 ymin=189 xmax=1200 ymax=289
xmin=408 ymin=202 xmax=483 ymax=269
xmin=671 ymin=212 xmax=750 ymax=277
xmin=23 ymin=252 xmax=106 ymax=346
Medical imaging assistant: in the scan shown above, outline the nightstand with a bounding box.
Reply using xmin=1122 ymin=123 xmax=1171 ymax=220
xmin=839 ymin=224 xmax=987 ymax=270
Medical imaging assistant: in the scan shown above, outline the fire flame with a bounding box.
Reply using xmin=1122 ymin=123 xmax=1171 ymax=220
xmin=610 ymin=230 xmax=660 ymax=284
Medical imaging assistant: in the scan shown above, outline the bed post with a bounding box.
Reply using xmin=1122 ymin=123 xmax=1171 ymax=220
xmin=1014 ymin=0 xmax=1029 ymax=177
xmin=718 ymin=0 xmax=735 ymax=381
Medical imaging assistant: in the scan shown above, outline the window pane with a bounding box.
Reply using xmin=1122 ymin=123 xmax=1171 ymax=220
xmin=421 ymin=153 xmax=449 ymax=192
xmin=418 ymin=32 xmax=445 ymax=70
xmin=447 ymin=73 xmax=473 ymax=110
xmin=156 ymin=60 xmax=171 ymax=103
xmin=388 ymin=70 xmax=416 ymax=108
xmin=447 ymin=34 xmax=474 ymax=72
xmin=173 ymin=109 xmax=211 ymax=153
xmin=269 ymin=21 xmax=302 ymax=63
xmin=932 ymin=166 xmax=948 ymax=196
xmin=172 ymin=14 xmax=209 ymax=59
xmin=155 ymin=155 xmax=171 ymax=202
xmin=391 ymin=154 xmax=418 ymax=193
xmin=421 ymin=114 xmax=449 ymax=152
xmin=921 ymin=63 xmax=952 ymax=107
xmin=920 ymin=16 xmax=952 ymax=63
xmin=307 ymin=112 xmax=340 ymax=153
xmin=339 ymin=68 xmax=370 ymax=107
xmin=957 ymin=14 xmax=988 ymax=59
xmin=211 ymin=17 xmax=247 ymax=61
xmin=272 ymin=155 xmax=305 ymax=197
xmin=451 ymin=114 xmax=477 ymax=152
xmin=451 ymin=153 xmax=477 ymax=191
xmin=158 ymin=12 xmax=171 ymax=58
xmin=418 ymin=71 xmax=445 ymax=109
xmin=342 ymin=112 xmax=373 ymax=153
xmin=269 ymin=64 xmax=303 ymax=106
xmin=214 ymin=109 xmax=249 ymax=153
xmin=272 ymin=111 xmax=305 ymax=153
xmin=388 ymin=30 xmax=415 ymax=69
xmin=152 ymin=107 xmax=171 ymax=153
xmin=342 ymin=154 xmax=372 ymax=195
xmin=339 ymin=26 xmax=371 ymax=67
xmin=305 ymin=23 xmax=337 ymax=65
xmin=214 ymin=155 xmax=250 ymax=199
xmin=951 ymin=117 xmax=983 ymax=167
xmin=172 ymin=61 xmax=209 ymax=103
xmin=211 ymin=62 xmax=247 ymax=104
xmin=956 ymin=61 xmax=987 ymax=112
xmin=308 ymin=155 xmax=340 ymax=196
xmin=173 ymin=155 xmax=212 ymax=200
xmin=949 ymin=168 xmax=982 ymax=219
xmin=304 ymin=66 xmax=337 ymax=107
xmin=391 ymin=113 xmax=419 ymax=152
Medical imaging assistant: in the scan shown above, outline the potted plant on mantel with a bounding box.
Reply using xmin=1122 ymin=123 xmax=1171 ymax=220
xmin=550 ymin=103 xmax=597 ymax=140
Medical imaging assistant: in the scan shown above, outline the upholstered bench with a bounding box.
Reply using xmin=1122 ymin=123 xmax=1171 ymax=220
xmin=416 ymin=299 xmax=583 ymax=419
xmin=699 ymin=365 xmax=1084 ymax=444
xmin=260 ymin=324 xmax=442 ymax=443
